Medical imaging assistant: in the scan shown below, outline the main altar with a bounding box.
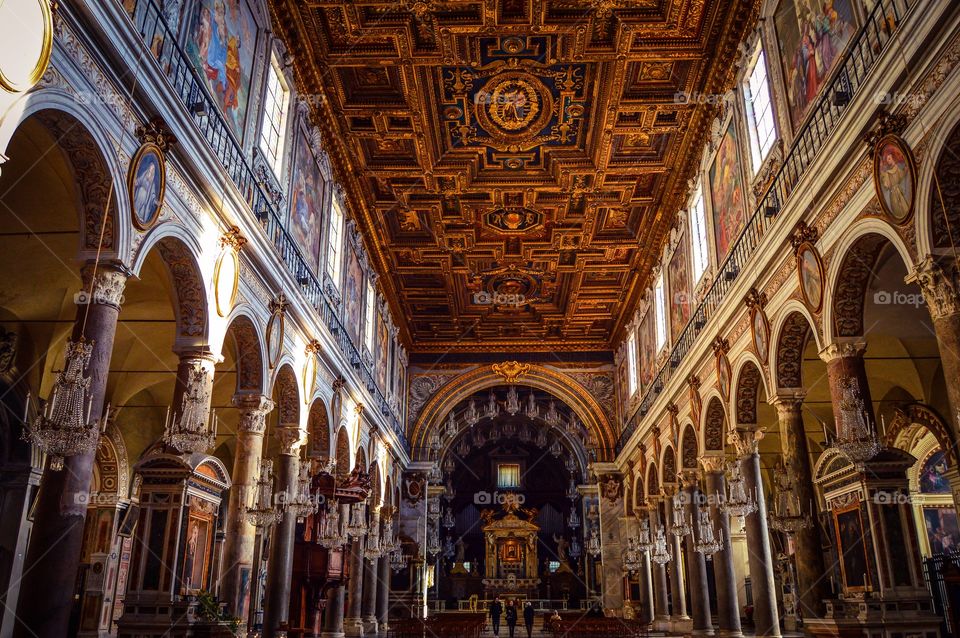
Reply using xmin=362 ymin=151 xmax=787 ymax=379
xmin=480 ymin=497 xmax=541 ymax=597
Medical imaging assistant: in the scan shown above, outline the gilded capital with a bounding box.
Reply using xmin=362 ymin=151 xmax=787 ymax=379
xmin=699 ymin=454 xmax=726 ymax=473
xmin=911 ymin=256 xmax=960 ymax=320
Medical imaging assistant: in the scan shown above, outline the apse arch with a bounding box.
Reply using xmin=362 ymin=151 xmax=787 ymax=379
xmin=411 ymin=365 xmax=615 ymax=459
xmin=823 ymin=220 xmax=916 ymax=344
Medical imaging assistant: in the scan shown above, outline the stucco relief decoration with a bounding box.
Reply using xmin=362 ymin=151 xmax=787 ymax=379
xmin=491 ymin=361 xmax=530 ymax=383
xmin=227 ymin=316 xmax=263 ymax=392
xmin=403 ymin=471 xmax=426 ymax=505
xmin=832 ymin=234 xmax=885 ymax=337
xmin=776 ymin=312 xmax=812 ymax=388
xmin=703 ymin=399 xmax=726 ymax=452
xmin=601 ymin=474 xmax=622 ymax=503
xmin=687 ymin=374 xmax=702 ymax=425
xmin=155 ymin=239 xmax=206 ymax=337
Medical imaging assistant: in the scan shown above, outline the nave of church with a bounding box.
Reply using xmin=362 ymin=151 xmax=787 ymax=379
xmin=2 ymin=0 xmax=960 ymax=637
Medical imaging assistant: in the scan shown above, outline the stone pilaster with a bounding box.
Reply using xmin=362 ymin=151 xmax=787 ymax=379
xmin=702 ymin=456 xmax=742 ymax=638
xmin=262 ymin=425 xmax=303 ymax=638
xmin=15 ymin=263 xmax=128 ymax=638
xmin=220 ymin=394 xmax=274 ymax=623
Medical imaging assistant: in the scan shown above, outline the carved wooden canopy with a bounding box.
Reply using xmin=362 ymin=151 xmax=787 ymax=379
xmin=271 ymin=0 xmax=759 ymax=351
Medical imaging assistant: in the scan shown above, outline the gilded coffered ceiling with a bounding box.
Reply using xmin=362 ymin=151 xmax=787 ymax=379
xmin=271 ymin=0 xmax=759 ymax=352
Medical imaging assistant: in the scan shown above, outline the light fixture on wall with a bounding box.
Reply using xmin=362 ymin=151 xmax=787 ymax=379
xmin=831 ymin=376 xmax=881 ymax=465
xmin=721 ymin=462 xmax=757 ymax=517
xmin=651 ymin=524 xmax=672 ymax=565
xmin=246 ymin=460 xmax=282 ymax=527
xmin=318 ymin=500 xmax=347 ymax=548
xmin=21 ymin=339 xmax=107 ymax=471
xmin=161 ymin=362 xmax=218 ymax=454
xmin=636 ymin=515 xmax=654 ymax=553
xmin=694 ymin=510 xmax=722 ymax=556
xmin=346 ymin=502 xmax=368 ymax=538
xmin=669 ymin=496 xmax=692 ymax=538
xmin=290 ymin=464 xmax=319 ymax=523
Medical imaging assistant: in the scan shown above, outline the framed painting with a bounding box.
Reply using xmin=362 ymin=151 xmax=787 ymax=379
xmin=127 ymin=142 xmax=165 ymax=231
xmin=923 ymin=506 xmax=960 ymax=555
xmin=376 ymin=313 xmax=389 ymax=390
xmin=751 ymin=306 xmax=771 ymax=363
xmin=288 ymin=124 xmax=327 ymax=272
xmin=920 ymin=450 xmax=951 ymax=494
xmin=774 ymin=0 xmax=857 ymax=129
xmin=833 ymin=502 xmax=870 ymax=591
xmin=184 ymin=0 xmax=259 ymax=142
xmin=266 ymin=309 xmax=284 ymax=369
xmin=638 ymin=313 xmax=656 ymax=394
xmin=343 ymin=245 xmax=364 ymax=345
xmin=716 ymin=352 xmax=732 ymax=400
xmin=796 ymin=241 xmax=825 ymax=313
xmin=709 ymin=120 xmax=747 ymax=263
xmin=181 ymin=512 xmax=213 ymax=594
xmin=668 ymin=236 xmax=692 ymax=338
xmin=873 ymin=134 xmax=916 ymax=224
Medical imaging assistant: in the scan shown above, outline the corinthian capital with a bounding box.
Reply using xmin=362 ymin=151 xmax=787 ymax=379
xmin=911 ymin=256 xmax=960 ymax=320
xmin=233 ymin=394 xmax=275 ymax=434
xmin=818 ymin=339 xmax=867 ymax=363
xmin=79 ymin=261 xmax=130 ymax=309
xmin=276 ymin=425 xmax=305 ymax=456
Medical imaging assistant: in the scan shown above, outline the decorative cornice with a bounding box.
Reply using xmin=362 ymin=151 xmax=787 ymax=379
xmin=743 ymin=287 xmax=767 ymax=311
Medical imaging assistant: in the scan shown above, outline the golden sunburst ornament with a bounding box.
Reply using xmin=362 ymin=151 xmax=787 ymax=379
xmin=491 ymin=361 xmax=530 ymax=383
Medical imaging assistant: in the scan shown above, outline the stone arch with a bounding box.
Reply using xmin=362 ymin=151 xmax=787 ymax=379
xmin=0 ymin=94 xmax=129 ymax=258
xmin=306 ymin=398 xmax=331 ymax=460
xmin=384 ymin=475 xmax=395 ymax=508
xmin=355 ymin=446 xmax=368 ymax=472
xmin=773 ymin=306 xmax=819 ymax=389
xmin=93 ymin=424 xmax=127 ymax=501
xmin=272 ymin=364 xmax=300 ymax=427
xmin=223 ymin=310 xmax=266 ymax=394
xmin=135 ymin=231 xmax=210 ymax=347
xmin=646 ymin=462 xmax=659 ymax=497
xmin=680 ymin=424 xmax=699 ymax=470
xmin=634 ymin=474 xmax=646 ymax=508
xmin=334 ymin=426 xmax=351 ymax=479
xmin=825 ymin=221 xmax=915 ymax=343
xmin=661 ymin=445 xmax=677 ymax=485
xmin=923 ymin=106 xmax=960 ymax=255
xmin=411 ymin=365 xmax=616 ymax=459
xmin=369 ymin=461 xmax=382 ymax=506
xmin=702 ymin=396 xmax=726 ymax=452
xmin=885 ymin=402 xmax=957 ymax=467
xmin=733 ymin=358 xmax=765 ymax=427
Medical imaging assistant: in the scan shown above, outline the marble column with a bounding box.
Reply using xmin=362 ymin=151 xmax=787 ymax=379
xmin=323 ymin=584 xmax=347 ymax=638
xmin=665 ymin=489 xmax=689 ymax=623
xmin=771 ymin=391 xmax=828 ymax=618
xmin=703 ymin=457 xmax=742 ymax=638
xmin=346 ymin=534 xmax=366 ymax=635
xmin=221 ymin=394 xmax=274 ymax=621
xmin=818 ymin=340 xmax=874 ymax=422
xmin=14 ymin=263 xmax=127 ymax=638
xmin=376 ymin=544 xmax=391 ymax=633
xmin=650 ymin=504 xmax=671 ymax=626
xmin=682 ymin=475 xmax=713 ymax=636
xmin=361 ymin=509 xmax=380 ymax=633
xmin=639 ymin=535 xmax=656 ymax=625
xmin=263 ymin=426 xmax=303 ymax=638
xmin=732 ymin=430 xmax=781 ymax=638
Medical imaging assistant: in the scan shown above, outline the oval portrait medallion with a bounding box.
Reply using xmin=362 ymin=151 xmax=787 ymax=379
xmin=475 ymin=71 xmax=552 ymax=143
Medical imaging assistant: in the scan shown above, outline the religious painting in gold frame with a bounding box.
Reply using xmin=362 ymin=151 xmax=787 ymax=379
xmin=832 ymin=501 xmax=870 ymax=592
xmin=127 ymin=142 xmax=166 ymax=231
xmin=750 ymin=306 xmax=771 ymax=364
xmin=213 ymin=248 xmax=239 ymax=317
xmin=872 ymin=134 xmax=916 ymax=224
xmin=181 ymin=510 xmax=214 ymax=595
xmin=501 ymin=538 xmax=522 ymax=563
xmin=716 ymin=352 xmax=732 ymax=400
xmin=795 ymin=241 xmax=825 ymax=314
xmin=266 ymin=309 xmax=284 ymax=369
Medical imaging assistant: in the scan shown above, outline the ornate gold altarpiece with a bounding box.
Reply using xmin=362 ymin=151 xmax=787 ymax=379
xmin=480 ymin=498 xmax=540 ymax=596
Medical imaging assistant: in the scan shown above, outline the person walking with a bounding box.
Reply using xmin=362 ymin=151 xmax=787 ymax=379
xmin=505 ymin=600 xmax=518 ymax=638
xmin=489 ymin=597 xmax=503 ymax=636
xmin=523 ymin=602 xmax=535 ymax=638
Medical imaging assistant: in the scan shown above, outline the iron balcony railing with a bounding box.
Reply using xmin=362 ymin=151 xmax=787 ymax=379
xmin=617 ymin=0 xmax=914 ymax=452
xmin=125 ymin=0 xmax=408 ymax=450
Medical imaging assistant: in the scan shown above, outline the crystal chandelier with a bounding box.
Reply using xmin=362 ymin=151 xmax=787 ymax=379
xmin=566 ymin=414 xmax=580 ymax=436
xmin=651 ymin=524 xmax=672 ymax=565
xmin=346 ymin=503 xmax=368 ymax=538
xmin=567 ymin=478 xmax=579 ymax=501
xmin=519 ymin=424 xmax=532 ymax=442
xmin=722 ymin=462 xmax=757 ymax=517
xmin=22 ymin=338 xmax=106 ymax=471
xmin=622 ymin=537 xmax=642 ymax=574
xmin=636 ymin=516 xmax=654 ymax=553
xmin=670 ymin=497 xmax=692 ymax=538
xmin=564 ymin=455 xmax=576 ymax=473
xmin=318 ymin=500 xmax=347 ymax=548
xmin=246 ymin=460 xmax=281 ymax=527
xmin=473 ymin=427 xmax=486 ymax=447
xmin=485 ymin=390 xmax=499 ymax=419
xmin=428 ymin=463 xmax=442 ymax=485
xmin=443 ymin=456 xmax=455 ymax=475
xmin=427 ymin=525 xmax=441 ymax=557
xmin=545 ymin=400 xmax=560 ymax=425
xmin=445 ymin=411 xmax=458 ymax=439
xmin=442 ymin=507 xmax=455 ymax=529
xmin=769 ymin=463 xmax=812 ymax=537
xmin=162 ymin=362 xmax=217 ymax=454
xmin=832 ymin=376 xmax=881 ymax=465
xmin=289 ymin=463 xmax=319 ymax=522
xmin=535 ymin=427 xmax=548 ymax=447
xmin=694 ymin=510 xmax=722 ymax=556
xmin=363 ymin=526 xmax=384 ymax=559
xmin=568 ymin=508 xmax=581 ymax=529
xmin=442 ymin=535 xmax=455 ymax=560
xmin=465 ymin=399 xmax=479 ymax=426
xmin=525 ymin=390 xmax=539 ymax=419
xmin=506 ymin=386 xmax=521 ymax=415
xmin=390 ymin=546 xmax=409 ymax=572
xmin=503 ymin=421 xmax=516 ymax=438
xmin=569 ymin=536 xmax=582 ymax=560
xmin=587 ymin=528 xmax=602 ymax=558
xmin=549 ymin=438 xmax=562 ymax=457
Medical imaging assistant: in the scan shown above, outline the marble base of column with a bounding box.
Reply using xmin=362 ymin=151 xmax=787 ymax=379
xmin=14 ymin=265 xmax=126 ymax=638
xmin=740 ymin=451 xmax=781 ymax=638
xmin=704 ymin=466 xmax=742 ymax=638
xmin=263 ymin=449 xmax=300 ymax=638
xmin=322 ymin=584 xmax=347 ymax=638
xmin=683 ymin=483 xmax=713 ymax=636
xmin=376 ymin=551 xmax=391 ymax=633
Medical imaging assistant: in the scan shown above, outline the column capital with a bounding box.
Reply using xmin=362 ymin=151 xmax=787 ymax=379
xmin=728 ymin=426 xmax=764 ymax=459
xmin=276 ymin=425 xmax=305 ymax=456
xmin=818 ymin=338 xmax=867 ymax=363
xmin=233 ymin=394 xmax=275 ymax=434
xmin=79 ymin=260 xmax=130 ymax=309
xmin=910 ymin=255 xmax=960 ymax=320
xmin=699 ymin=455 xmax=726 ymax=473
xmin=770 ymin=389 xmax=806 ymax=415
xmin=680 ymin=469 xmax=701 ymax=488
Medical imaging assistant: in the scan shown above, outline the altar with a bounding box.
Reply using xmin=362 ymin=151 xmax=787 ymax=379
xmin=480 ymin=498 xmax=541 ymax=597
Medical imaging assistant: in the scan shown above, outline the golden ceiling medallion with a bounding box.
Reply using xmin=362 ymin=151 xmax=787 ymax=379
xmin=475 ymin=71 xmax=552 ymax=143
xmin=491 ymin=361 xmax=530 ymax=383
